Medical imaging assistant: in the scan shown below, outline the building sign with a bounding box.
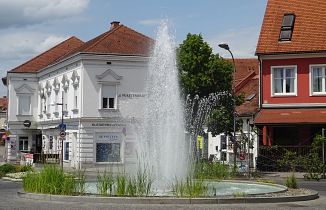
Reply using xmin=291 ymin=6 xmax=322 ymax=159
xmin=97 ymin=133 xmax=119 ymax=141
xmin=91 ymin=123 xmax=125 ymax=127
xmin=118 ymin=93 xmax=146 ymax=98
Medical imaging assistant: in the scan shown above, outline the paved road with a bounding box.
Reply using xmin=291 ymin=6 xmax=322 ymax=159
xmin=1 ymin=179 xmax=326 ymax=210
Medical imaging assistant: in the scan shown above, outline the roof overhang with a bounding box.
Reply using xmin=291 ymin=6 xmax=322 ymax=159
xmin=255 ymin=108 xmax=326 ymax=125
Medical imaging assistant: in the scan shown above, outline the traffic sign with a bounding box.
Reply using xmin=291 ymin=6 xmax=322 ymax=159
xmin=60 ymin=130 xmax=66 ymax=138
xmin=59 ymin=123 xmax=66 ymax=131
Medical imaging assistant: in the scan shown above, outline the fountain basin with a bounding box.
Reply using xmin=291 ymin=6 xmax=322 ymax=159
xmin=84 ymin=180 xmax=287 ymax=196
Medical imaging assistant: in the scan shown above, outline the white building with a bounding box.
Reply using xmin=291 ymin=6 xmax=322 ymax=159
xmin=5 ymin=21 xmax=152 ymax=170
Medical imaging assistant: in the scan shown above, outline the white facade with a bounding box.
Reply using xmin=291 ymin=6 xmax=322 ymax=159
xmin=208 ymin=118 xmax=258 ymax=170
xmin=6 ymin=53 xmax=148 ymax=170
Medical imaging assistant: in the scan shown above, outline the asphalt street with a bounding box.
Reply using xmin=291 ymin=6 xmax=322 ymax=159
xmin=0 ymin=179 xmax=326 ymax=210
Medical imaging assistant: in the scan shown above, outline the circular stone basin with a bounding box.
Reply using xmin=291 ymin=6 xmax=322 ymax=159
xmin=206 ymin=181 xmax=286 ymax=196
xmin=85 ymin=180 xmax=286 ymax=196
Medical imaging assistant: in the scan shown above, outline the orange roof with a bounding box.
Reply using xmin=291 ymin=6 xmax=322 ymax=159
xmin=10 ymin=37 xmax=84 ymax=73
xmin=9 ymin=22 xmax=154 ymax=73
xmin=0 ymin=97 xmax=7 ymax=112
xmin=255 ymin=108 xmax=326 ymax=124
xmin=256 ymin=0 xmax=326 ymax=55
xmin=232 ymin=59 xmax=259 ymax=116
xmin=59 ymin=23 xmax=154 ymax=60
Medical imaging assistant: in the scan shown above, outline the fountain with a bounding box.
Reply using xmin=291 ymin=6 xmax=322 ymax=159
xmin=136 ymin=20 xmax=190 ymax=189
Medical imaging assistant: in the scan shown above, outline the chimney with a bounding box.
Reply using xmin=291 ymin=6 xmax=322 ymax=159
xmin=110 ymin=21 xmax=120 ymax=30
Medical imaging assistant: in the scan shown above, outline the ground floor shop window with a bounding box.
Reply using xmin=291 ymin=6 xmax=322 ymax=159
xmin=95 ymin=133 xmax=122 ymax=163
xmin=96 ymin=143 xmax=120 ymax=162
xmin=19 ymin=136 xmax=28 ymax=151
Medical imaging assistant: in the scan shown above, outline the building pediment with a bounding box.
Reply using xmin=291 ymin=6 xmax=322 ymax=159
xmin=96 ymin=69 xmax=123 ymax=82
xmin=14 ymin=84 xmax=36 ymax=94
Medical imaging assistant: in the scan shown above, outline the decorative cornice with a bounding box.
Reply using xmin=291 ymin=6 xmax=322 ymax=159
xmin=96 ymin=69 xmax=122 ymax=80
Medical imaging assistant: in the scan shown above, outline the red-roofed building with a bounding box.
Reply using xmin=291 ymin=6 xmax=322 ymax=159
xmin=255 ymin=0 xmax=326 ymax=148
xmin=208 ymin=58 xmax=259 ymax=169
xmin=4 ymin=21 xmax=153 ymax=167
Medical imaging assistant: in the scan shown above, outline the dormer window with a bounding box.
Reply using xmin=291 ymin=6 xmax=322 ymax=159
xmin=279 ymin=13 xmax=295 ymax=41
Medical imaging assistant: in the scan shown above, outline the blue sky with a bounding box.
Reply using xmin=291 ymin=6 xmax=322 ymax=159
xmin=0 ymin=0 xmax=267 ymax=96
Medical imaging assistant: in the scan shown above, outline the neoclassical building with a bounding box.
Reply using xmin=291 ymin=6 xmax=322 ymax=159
xmin=5 ymin=21 xmax=153 ymax=169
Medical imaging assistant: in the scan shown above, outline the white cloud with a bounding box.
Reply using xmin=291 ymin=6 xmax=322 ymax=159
xmin=0 ymin=0 xmax=89 ymax=29
xmin=0 ymin=31 xmax=67 ymax=67
xmin=207 ymin=26 xmax=260 ymax=58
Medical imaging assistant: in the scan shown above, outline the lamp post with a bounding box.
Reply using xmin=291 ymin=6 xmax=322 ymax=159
xmin=56 ymin=94 xmax=65 ymax=170
xmin=218 ymin=43 xmax=237 ymax=171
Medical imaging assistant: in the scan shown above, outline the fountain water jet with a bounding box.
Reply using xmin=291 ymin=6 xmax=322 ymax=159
xmin=136 ymin=20 xmax=190 ymax=189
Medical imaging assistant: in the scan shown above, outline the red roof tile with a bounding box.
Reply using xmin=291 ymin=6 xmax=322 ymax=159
xmin=256 ymin=0 xmax=326 ymax=55
xmin=9 ymin=23 xmax=154 ymax=73
xmin=231 ymin=59 xmax=259 ymax=116
xmin=255 ymin=108 xmax=326 ymax=124
xmin=62 ymin=24 xmax=154 ymax=59
xmin=0 ymin=97 xmax=8 ymax=111
xmin=10 ymin=37 xmax=84 ymax=73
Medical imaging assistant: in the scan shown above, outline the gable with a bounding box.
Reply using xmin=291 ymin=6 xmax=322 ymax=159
xmin=14 ymin=84 xmax=36 ymax=94
xmin=96 ymin=69 xmax=123 ymax=83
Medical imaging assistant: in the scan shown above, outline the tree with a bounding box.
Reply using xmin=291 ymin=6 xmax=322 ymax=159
xmin=177 ymin=34 xmax=232 ymax=97
xmin=177 ymin=33 xmax=239 ymax=136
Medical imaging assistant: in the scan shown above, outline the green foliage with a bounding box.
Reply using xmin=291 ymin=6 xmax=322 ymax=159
xmin=22 ymin=165 xmax=80 ymax=195
xmin=116 ymin=174 xmax=127 ymax=196
xmin=301 ymin=135 xmax=325 ymax=181
xmin=20 ymin=165 xmax=34 ymax=172
xmin=0 ymin=164 xmax=16 ymax=174
xmin=194 ymin=161 xmax=230 ymax=180
xmin=74 ymin=169 xmax=86 ymax=195
xmin=171 ymin=176 xmax=208 ymax=198
xmin=97 ymin=170 xmax=114 ymax=196
xmin=177 ymin=33 xmax=243 ymax=136
xmin=285 ymin=173 xmax=297 ymax=189
xmin=278 ymin=150 xmax=299 ymax=172
xmin=233 ymin=191 xmax=246 ymax=197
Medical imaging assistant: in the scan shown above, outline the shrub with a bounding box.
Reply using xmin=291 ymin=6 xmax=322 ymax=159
xmin=194 ymin=161 xmax=230 ymax=180
xmin=0 ymin=164 xmax=16 ymax=174
xmin=20 ymin=165 xmax=33 ymax=172
xmin=285 ymin=173 xmax=297 ymax=189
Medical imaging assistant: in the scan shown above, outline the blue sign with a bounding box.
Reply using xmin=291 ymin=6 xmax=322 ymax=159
xmin=59 ymin=123 xmax=66 ymax=131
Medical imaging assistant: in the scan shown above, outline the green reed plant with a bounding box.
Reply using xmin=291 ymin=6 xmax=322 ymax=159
xmin=135 ymin=168 xmax=153 ymax=196
xmin=171 ymin=176 xmax=208 ymax=198
xmin=285 ymin=173 xmax=297 ymax=189
xmin=23 ymin=165 xmax=76 ymax=195
xmin=74 ymin=169 xmax=86 ymax=195
xmin=116 ymin=174 xmax=127 ymax=196
xmin=97 ymin=170 xmax=114 ymax=196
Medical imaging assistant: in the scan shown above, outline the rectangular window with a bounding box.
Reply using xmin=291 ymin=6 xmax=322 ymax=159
xmin=55 ymin=91 xmax=59 ymax=112
xmin=46 ymin=94 xmax=51 ymax=114
xmin=96 ymin=143 xmax=121 ymax=162
xmin=64 ymin=142 xmax=69 ymax=160
xmin=62 ymin=90 xmax=68 ymax=111
xmin=220 ymin=135 xmax=227 ymax=150
xmin=19 ymin=136 xmax=28 ymax=151
xmin=102 ymin=85 xmax=116 ymax=109
xmin=271 ymin=66 xmax=297 ymax=96
xmin=18 ymin=95 xmax=31 ymax=115
xmin=95 ymin=133 xmax=121 ymax=163
xmin=311 ymin=66 xmax=326 ymax=94
xmin=74 ymin=87 xmax=78 ymax=109
xmin=279 ymin=14 xmax=295 ymax=41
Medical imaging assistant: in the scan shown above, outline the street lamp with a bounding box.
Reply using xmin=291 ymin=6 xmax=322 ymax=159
xmin=218 ymin=43 xmax=237 ymax=171
xmin=56 ymin=94 xmax=65 ymax=170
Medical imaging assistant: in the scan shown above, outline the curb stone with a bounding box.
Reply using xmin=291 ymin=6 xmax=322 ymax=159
xmin=17 ymin=190 xmax=319 ymax=204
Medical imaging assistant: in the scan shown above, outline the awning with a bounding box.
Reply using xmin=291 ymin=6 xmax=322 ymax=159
xmin=255 ymin=108 xmax=326 ymax=124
